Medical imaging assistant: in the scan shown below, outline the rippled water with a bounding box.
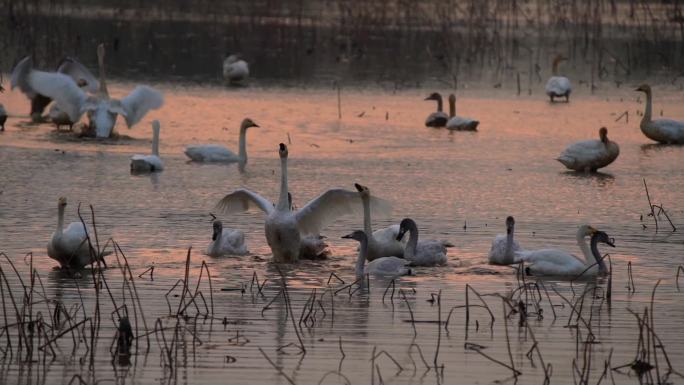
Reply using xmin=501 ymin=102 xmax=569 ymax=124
xmin=0 ymin=81 xmax=683 ymax=384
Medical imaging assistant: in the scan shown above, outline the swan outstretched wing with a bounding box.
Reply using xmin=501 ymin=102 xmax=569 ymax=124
xmin=119 ymin=86 xmax=164 ymax=128
xmin=215 ymin=188 xmax=275 ymax=216
xmin=25 ymin=70 xmax=88 ymax=121
xmin=57 ymin=57 xmax=99 ymax=94
xmin=10 ymin=56 xmax=36 ymax=96
xmin=295 ymin=189 xmax=392 ymax=235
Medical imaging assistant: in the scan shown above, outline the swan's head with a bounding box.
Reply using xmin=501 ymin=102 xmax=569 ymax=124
xmin=424 ymin=92 xmax=442 ymax=101
xmin=278 ymin=143 xmax=289 ymax=159
xmin=579 ymin=224 xmax=598 ymax=237
xmin=396 ymin=218 xmax=416 ymax=241
xmin=354 ymin=183 xmax=370 ymax=197
xmin=505 ymin=216 xmax=515 ymax=234
xmin=342 ymin=230 xmax=367 ymax=243
xmin=58 ymin=196 xmax=68 ymax=207
xmin=212 ymin=220 xmax=223 ymax=241
xmin=592 ymin=230 xmax=615 ymax=248
xmin=599 ymin=127 xmax=608 ymax=143
xmin=241 ymin=118 xmax=259 ymax=130
xmin=635 ymin=84 xmax=651 ymax=94
xmin=553 ymin=54 xmax=568 ymax=63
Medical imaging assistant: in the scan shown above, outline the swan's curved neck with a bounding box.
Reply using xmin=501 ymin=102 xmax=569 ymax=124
xmin=238 ymin=127 xmax=247 ymax=165
xmin=355 ymin=237 xmax=368 ymax=277
xmin=276 ymin=157 xmax=289 ymax=211
xmin=57 ymin=205 xmax=65 ymax=234
xmin=152 ymin=125 xmax=160 ymax=156
xmin=436 ymin=96 xmax=444 ymax=112
xmin=403 ymin=220 xmax=419 ymax=260
xmin=642 ymin=91 xmax=652 ymax=125
xmin=362 ymin=194 xmax=372 ymax=236
xmin=552 ymin=59 xmax=561 ymax=76
xmin=503 ymin=226 xmax=515 ymax=264
xmin=576 ymin=230 xmax=591 ymax=264
xmin=97 ymin=48 xmax=109 ymax=97
xmin=448 ymin=97 xmax=455 ymax=118
xmin=590 ymin=236 xmax=607 ymax=274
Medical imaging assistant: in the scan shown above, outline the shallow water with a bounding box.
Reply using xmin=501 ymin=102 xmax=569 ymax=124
xmin=0 ymin=81 xmax=683 ymax=384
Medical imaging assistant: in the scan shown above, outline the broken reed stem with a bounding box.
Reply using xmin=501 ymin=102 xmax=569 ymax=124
xmin=502 ymin=297 xmax=518 ymax=379
xmin=677 ymin=266 xmax=684 ymax=291
xmin=433 ymin=290 xmax=441 ymax=368
xmin=464 ymin=342 xmax=522 ymax=376
xmin=258 ymin=347 xmax=296 ymax=385
xmin=399 ymin=289 xmax=417 ymax=338
xmin=278 ymin=269 xmax=306 ymax=354
xmin=643 ymin=178 xmax=658 ymax=232
xmin=176 ymin=247 xmax=193 ymax=316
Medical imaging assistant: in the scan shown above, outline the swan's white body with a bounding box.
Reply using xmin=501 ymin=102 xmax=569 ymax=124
xmin=514 ymin=225 xmax=605 ymax=277
xmin=488 ymin=217 xmax=521 ymax=265
xmin=356 ymin=184 xmax=405 ymax=261
xmin=47 ymin=197 xmax=105 ymax=269
xmin=223 ymin=55 xmax=249 ymax=83
xmin=344 ymin=230 xmax=410 ymax=277
xmin=207 ymin=222 xmax=248 ymax=257
xmin=131 ymin=120 xmax=164 ymax=173
xmin=557 ymin=128 xmax=619 ymax=172
xmin=216 ymin=144 xmax=390 ymax=263
xmin=545 ymin=56 xmax=571 ymax=102
xmin=424 ymin=93 xmax=448 ymax=127
xmin=637 ymin=85 xmax=684 ymax=144
xmin=12 ymin=45 xmax=163 ymax=138
xmin=185 ymin=118 xmax=257 ymax=170
xmin=446 ymin=94 xmax=479 ymax=131
xmin=399 ymin=218 xmax=451 ymax=267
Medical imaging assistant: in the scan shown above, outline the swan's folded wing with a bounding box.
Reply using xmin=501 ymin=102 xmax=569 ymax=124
xmin=653 ymin=119 xmax=684 ymax=141
xmin=57 ymin=57 xmax=99 ymax=94
xmin=215 ymin=189 xmax=275 ymax=216
xmin=26 ymin=70 xmax=88 ymax=122
xmin=120 ymin=86 xmax=164 ymax=128
xmin=295 ymin=189 xmax=392 ymax=235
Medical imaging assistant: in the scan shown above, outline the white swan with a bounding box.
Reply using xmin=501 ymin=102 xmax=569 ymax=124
xmin=287 ymin=192 xmax=330 ymax=260
xmin=424 ymin=92 xmax=448 ymax=127
xmin=343 ymin=230 xmax=411 ymax=277
xmin=488 ymin=216 xmax=522 ymax=265
xmin=215 ymin=143 xmax=390 ymax=262
xmin=131 ymin=120 xmax=164 ymax=173
xmin=223 ymin=54 xmax=249 ymax=84
xmin=47 ymin=197 xmax=108 ymax=269
xmin=396 ymin=218 xmax=452 ymax=266
xmin=11 ymin=56 xmax=99 ymax=122
xmin=355 ymin=183 xmax=405 ymax=261
xmin=557 ymin=127 xmax=619 ymax=172
xmin=206 ymin=220 xmax=248 ymax=256
xmin=185 ymin=118 xmax=257 ymax=170
xmin=635 ymin=84 xmax=684 ymax=144
xmin=0 ymin=104 xmax=6 ymax=131
xmin=545 ymin=55 xmax=572 ymax=102
xmin=514 ymin=225 xmax=613 ymax=277
xmin=446 ymin=94 xmax=479 ymax=131
xmin=13 ymin=44 xmax=163 ymax=138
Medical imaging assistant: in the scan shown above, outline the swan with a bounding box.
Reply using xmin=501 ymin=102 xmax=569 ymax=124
xmin=131 ymin=120 xmax=164 ymax=173
xmin=514 ymin=225 xmax=614 ymax=277
xmin=424 ymin=92 xmax=448 ymax=127
xmin=12 ymin=44 xmax=163 ymax=138
xmin=47 ymin=197 xmax=109 ymax=269
xmin=11 ymin=56 xmax=99 ymax=122
xmin=488 ymin=216 xmax=522 ymax=265
xmin=206 ymin=220 xmax=249 ymax=256
xmin=185 ymin=118 xmax=258 ymax=170
xmin=0 ymin=104 xmax=6 ymax=131
xmin=557 ymin=127 xmax=619 ymax=172
xmin=215 ymin=143 xmax=390 ymax=262
xmin=635 ymin=84 xmax=684 ymax=144
xmin=396 ymin=218 xmax=452 ymax=266
xmin=343 ymin=230 xmax=411 ymax=277
xmin=287 ymin=192 xmax=330 ymax=260
xmin=446 ymin=94 xmax=479 ymax=131
xmin=545 ymin=55 xmax=571 ymax=102
xmin=223 ymin=54 xmax=249 ymax=84
xmin=355 ymin=183 xmax=405 ymax=261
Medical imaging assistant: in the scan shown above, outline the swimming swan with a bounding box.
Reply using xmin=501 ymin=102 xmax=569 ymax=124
xmin=206 ymin=220 xmax=249 ymax=256
xmin=215 ymin=143 xmax=390 ymax=262
xmin=488 ymin=216 xmax=521 ymax=265
xmin=343 ymin=230 xmax=411 ymax=277
xmin=557 ymin=127 xmax=619 ymax=172
xmin=355 ymin=183 xmax=405 ymax=261
xmin=185 ymin=118 xmax=258 ymax=170
xmin=514 ymin=225 xmax=614 ymax=277
xmin=223 ymin=54 xmax=249 ymax=84
xmin=545 ymin=55 xmax=571 ymax=102
xmin=396 ymin=218 xmax=452 ymax=266
xmin=131 ymin=120 xmax=164 ymax=173
xmin=424 ymin=92 xmax=448 ymax=127
xmin=47 ymin=197 xmax=109 ymax=269
xmin=446 ymin=94 xmax=479 ymax=131
xmin=635 ymin=84 xmax=684 ymax=144
xmin=13 ymin=44 xmax=163 ymax=138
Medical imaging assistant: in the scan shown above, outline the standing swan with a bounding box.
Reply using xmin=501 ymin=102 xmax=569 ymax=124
xmin=184 ymin=118 xmax=258 ymax=171
xmin=12 ymin=44 xmax=163 ymax=138
xmin=206 ymin=220 xmax=248 ymax=256
xmin=424 ymin=92 xmax=448 ymax=127
xmin=514 ymin=225 xmax=614 ymax=277
xmin=557 ymin=127 xmax=620 ymax=172
xmin=545 ymin=55 xmax=571 ymax=102
xmin=446 ymin=94 xmax=479 ymax=131
xmin=215 ymin=144 xmax=390 ymax=262
xmin=635 ymin=84 xmax=684 ymax=144
xmin=343 ymin=230 xmax=411 ymax=277
xmin=488 ymin=216 xmax=521 ymax=265
xmin=47 ymin=197 xmax=108 ymax=269
xmin=396 ymin=218 xmax=452 ymax=266
xmin=355 ymin=183 xmax=405 ymax=261
xmin=131 ymin=120 xmax=164 ymax=173
xmin=223 ymin=54 xmax=249 ymax=84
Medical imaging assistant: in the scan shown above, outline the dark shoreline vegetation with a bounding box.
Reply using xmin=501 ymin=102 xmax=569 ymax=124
xmin=1 ymin=0 xmax=683 ymax=88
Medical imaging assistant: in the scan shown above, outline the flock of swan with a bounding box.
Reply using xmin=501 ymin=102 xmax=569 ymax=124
xmin=1 ymin=50 xmax=682 ymax=281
